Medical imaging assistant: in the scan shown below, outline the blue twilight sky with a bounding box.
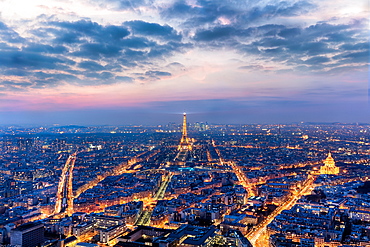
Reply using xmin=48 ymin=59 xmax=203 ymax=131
xmin=0 ymin=0 xmax=369 ymax=125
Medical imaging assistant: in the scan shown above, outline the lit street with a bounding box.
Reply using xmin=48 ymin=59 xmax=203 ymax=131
xmin=247 ymin=175 xmax=316 ymax=246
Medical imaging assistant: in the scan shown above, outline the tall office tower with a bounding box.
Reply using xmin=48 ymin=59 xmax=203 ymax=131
xmin=178 ymin=113 xmax=192 ymax=151
xmin=10 ymin=222 xmax=44 ymax=247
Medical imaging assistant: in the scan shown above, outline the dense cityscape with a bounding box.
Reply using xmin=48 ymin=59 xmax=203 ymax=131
xmin=0 ymin=0 xmax=368 ymax=246
xmin=0 ymin=114 xmax=369 ymax=247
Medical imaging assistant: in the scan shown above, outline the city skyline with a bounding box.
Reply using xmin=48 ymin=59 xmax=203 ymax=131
xmin=0 ymin=0 xmax=369 ymax=125
xmin=1 ymin=120 xmax=369 ymax=246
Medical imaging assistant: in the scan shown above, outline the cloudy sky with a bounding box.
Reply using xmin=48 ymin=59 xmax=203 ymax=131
xmin=0 ymin=0 xmax=369 ymax=125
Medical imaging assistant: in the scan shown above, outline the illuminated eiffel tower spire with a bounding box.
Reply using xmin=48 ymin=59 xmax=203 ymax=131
xmin=178 ymin=113 xmax=192 ymax=150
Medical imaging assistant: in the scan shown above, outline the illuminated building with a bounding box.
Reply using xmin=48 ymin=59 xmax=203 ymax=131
xmin=175 ymin=113 xmax=193 ymax=163
xmin=10 ymin=222 xmax=44 ymax=247
xmin=99 ymin=224 xmax=126 ymax=243
xmin=73 ymin=222 xmax=95 ymax=237
xmin=117 ymin=225 xmax=172 ymax=245
xmin=178 ymin=113 xmax=192 ymax=151
xmin=3 ymin=178 xmax=19 ymax=198
xmin=320 ymin=152 xmax=339 ymax=175
xmin=224 ymin=229 xmax=253 ymax=247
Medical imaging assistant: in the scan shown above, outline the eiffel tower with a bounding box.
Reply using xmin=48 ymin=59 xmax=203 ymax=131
xmin=178 ymin=113 xmax=192 ymax=151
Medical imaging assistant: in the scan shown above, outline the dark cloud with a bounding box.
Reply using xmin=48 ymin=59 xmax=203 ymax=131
xmin=144 ymin=70 xmax=171 ymax=80
xmin=51 ymin=19 xmax=130 ymax=44
xmin=104 ymin=63 xmax=123 ymax=72
xmin=114 ymin=0 xmax=147 ymax=9
xmin=115 ymin=76 xmax=134 ymax=82
xmin=32 ymin=78 xmax=60 ymax=88
xmin=86 ymin=71 xmax=114 ymax=80
xmin=278 ymin=28 xmax=301 ymax=38
xmin=255 ymin=37 xmax=289 ymax=47
xmin=91 ymin=0 xmax=151 ymax=10
xmin=305 ymin=22 xmax=350 ymax=36
xmin=0 ymin=21 xmax=25 ymax=43
xmin=117 ymin=41 xmax=191 ymax=68
xmin=264 ymin=47 xmax=285 ymax=54
xmin=104 ymin=25 xmax=131 ymax=40
xmin=78 ymin=61 xmax=105 ymax=71
xmin=160 ymin=1 xmax=194 ymax=19
xmin=325 ymin=32 xmax=355 ymax=43
xmin=302 ymin=56 xmax=330 ymax=65
xmin=2 ymin=69 xmax=30 ymax=76
xmin=30 ymin=72 xmax=80 ymax=88
xmin=33 ymin=72 xmax=78 ymax=81
xmin=162 ymin=0 xmax=362 ymax=73
xmin=0 ymin=50 xmax=72 ymax=70
xmin=54 ymin=32 xmax=82 ymax=44
xmin=145 ymin=70 xmax=171 ymax=77
xmin=0 ymin=19 xmax=189 ymax=88
xmin=340 ymin=42 xmax=368 ymax=51
xmin=162 ymin=0 xmax=315 ymax=27
xmin=274 ymin=0 xmax=316 ymax=16
xmin=287 ymin=42 xmax=336 ymax=56
xmin=334 ymin=50 xmax=370 ymax=64
xmin=0 ymin=1 xmax=367 ymax=91
xmin=120 ymin=37 xmax=154 ymax=49
xmin=1 ymin=80 xmax=33 ymax=87
xmin=118 ymin=58 xmax=137 ymax=68
xmin=160 ymin=1 xmax=217 ymax=25
xmin=23 ymin=43 xmax=68 ymax=54
xmin=73 ymin=43 xmax=122 ymax=58
xmin=122 ymin=49 xmax=146 ymax=60
xmin=192 ymin=19 xmax=368 ymax=72
xmin=194 ymin=26 xmax=238 ymax=41
xmin=124 ymin=20 xmax=181 ymax=41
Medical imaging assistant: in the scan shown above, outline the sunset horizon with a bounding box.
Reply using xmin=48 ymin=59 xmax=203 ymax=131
xmin=0 ymin=0 xmax=369 ymax=125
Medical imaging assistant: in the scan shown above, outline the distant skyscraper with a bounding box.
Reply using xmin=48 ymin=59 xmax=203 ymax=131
xmin=320 ymin=152 xmax=339 ymax=175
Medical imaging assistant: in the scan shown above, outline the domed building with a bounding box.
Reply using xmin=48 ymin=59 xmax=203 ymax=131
xmin=320 ymin=152 xmax=339 ymax=175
